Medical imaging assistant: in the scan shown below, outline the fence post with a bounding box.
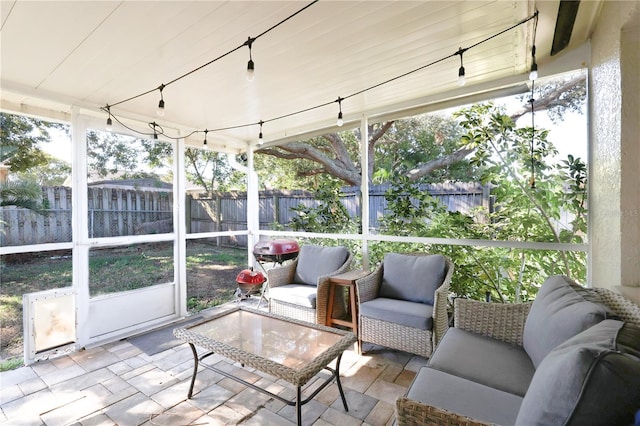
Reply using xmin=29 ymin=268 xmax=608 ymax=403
xmin=216 ymin=194 xmax=221 ymax=247
xmin=185 ymin=194 xmax=192 ymax=234
xmin=273 ymin=192 xmax=280 ymax=226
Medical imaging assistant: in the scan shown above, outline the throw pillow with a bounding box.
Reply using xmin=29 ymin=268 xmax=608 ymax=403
xmin=378 ymin=253 xmax=447 ymax=304
xmin=516 ymin=320 xmax=640 ymax=426
xmin=522 ymin=275 xmax=614 ymax=367
xmin=293 ymin=245 xmax=349 ymax=286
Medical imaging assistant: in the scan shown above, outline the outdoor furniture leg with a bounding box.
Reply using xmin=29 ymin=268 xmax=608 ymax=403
xmin=335 ymin=353 xmax=349 ymax=411
xmin=187 ymin=343 xmax=199 ymax=398
xmin=297 ymin=386 xmax=302 ymax=425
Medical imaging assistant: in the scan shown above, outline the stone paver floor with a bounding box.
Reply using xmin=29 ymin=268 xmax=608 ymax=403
xmin=0 ymin=301 xmax=426 ymax=426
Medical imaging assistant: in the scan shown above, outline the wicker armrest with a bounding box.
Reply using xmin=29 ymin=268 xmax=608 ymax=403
xmin=266 ymin=259 xmax=298 ymax=288
xmin=432 ymin=258 xmax=454 ymax=346
xmin=316 ymin=252 xmax=353 ymax=324
xmin=453 ymin=298 xmax=532 ymax=346
xmin=396 ymin=397 xmax=492 ymax=426
xmin=592 ymin=287 xmax=640 ymax=325
xmin=355 ymin=265 xmax=383 ymax=304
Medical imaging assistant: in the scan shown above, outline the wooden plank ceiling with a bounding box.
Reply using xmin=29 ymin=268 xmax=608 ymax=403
xmin=0 ymin=1 xmax=601 ymax=151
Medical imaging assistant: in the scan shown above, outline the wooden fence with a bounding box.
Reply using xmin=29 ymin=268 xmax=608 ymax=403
xmin=188 ymin=183 xmax=490 ymax=247
xmin=1 ymin=183 xmax=489 ymax=247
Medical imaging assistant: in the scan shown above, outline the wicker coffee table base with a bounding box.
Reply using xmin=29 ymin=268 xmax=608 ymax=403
xmin=185 ymin=343 xmax=349 ymax=425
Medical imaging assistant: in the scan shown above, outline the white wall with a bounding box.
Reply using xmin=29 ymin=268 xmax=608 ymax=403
xmin=590 ymin=1 xmax=640 ymax=303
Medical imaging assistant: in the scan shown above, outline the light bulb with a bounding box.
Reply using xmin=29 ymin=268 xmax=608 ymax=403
xmin=529 ymin=63 xmax=538 ymax=80
xmin=247 ymin=60 xmax=255 ymax=81
xmin=106 ymin=116 xmax=113 ymax=132
xmin=157 ymin=84 xmax=166 ymax=116
xmin=458 ymin=66 xmax=466 ymax=86
xmin=337 ymin=111 xmax=344 ymax=127
xmin=258 ymin=132 xmax=264 ymax=145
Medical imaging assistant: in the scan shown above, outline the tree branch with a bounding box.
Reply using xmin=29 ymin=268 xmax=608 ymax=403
xmin=406 ymin=147 xmax=474 ymax=181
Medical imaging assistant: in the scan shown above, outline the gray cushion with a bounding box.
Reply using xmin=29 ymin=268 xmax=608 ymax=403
xmin=428 ymin=327 xmax=535 ymax=397
xmin=360 ymin=298 xmax=434 ymax=330
xmin=268 ymin=284 xmax=316 ymax=308
xmin=378 ymin=253 xmax=446 ymax=304
xmin=516 ymin=320 xmax=640 ymax=426
xmin=293 ymin=245 xmax=349 ymax=286
xmin=523 ymin=275 xmax=614 ymax=368
xmin=407 ymin=367 xmax=523 ymax=426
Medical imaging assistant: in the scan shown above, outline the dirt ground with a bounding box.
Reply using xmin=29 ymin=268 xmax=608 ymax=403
xmin=186 ymin=261 xmax=248 ymax=305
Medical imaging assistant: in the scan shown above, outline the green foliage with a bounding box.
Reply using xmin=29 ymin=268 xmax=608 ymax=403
xmin=287 ymin=180 xmax=362 ymax=266
xmin=289 ymin=179 xmax=359 ymax=234
xmin=0 ymin=179 xmax=45 ymax=212
xmin=13 ymin=153 xmax=71 ymax=186
xmin=184 ymin=148 xmax=234 ymax=192
xmin=372 ymin=113 xmax=480 ymax=184
xmin=376 ymin=103 xmax=587 ymax=303
xmin=0 ymin=357 xmax=23 ymax=372
xmin=378 ymin=175 xmax=448 ymax=236
xmin=87 ymin=130 xmax=173 ymax=179
xmin=0 ymin=113 xmax=65 ymax=173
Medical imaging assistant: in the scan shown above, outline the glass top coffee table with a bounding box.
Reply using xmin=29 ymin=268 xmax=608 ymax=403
xmin=173 ymin=306 xmax=356 ymax=425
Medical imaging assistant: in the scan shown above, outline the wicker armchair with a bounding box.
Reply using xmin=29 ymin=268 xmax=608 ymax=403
xmin=267 ymin=245 xmax=352 ymax=324
xmin=395 ymin=287 xmax=640 ymax=426
xmin=356 ymin=253 xmax=454 ymax=358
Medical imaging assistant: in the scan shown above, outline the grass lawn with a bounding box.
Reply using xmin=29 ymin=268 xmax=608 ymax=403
xmin=0 ymin=242 xmax=247 ymax=369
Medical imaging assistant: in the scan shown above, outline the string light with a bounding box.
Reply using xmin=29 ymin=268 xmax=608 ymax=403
xmin=105 ymin=105 xmax=113 ymax=131
xmin=101 ymin=9 xmax=538 ymax=145
xmin=456 ymin=47 xmax=467 ymax=86
xmin=157 ymin=84 xmax=165 ymax=117
xmin=529 ymin=82 xmax=536 ymax=189
xmin=246 ymin=37 xmax=255 ymax=82
xmin=151 ymin=122 xmax=159 ymax=140
xmin=203 ymin=129 xmax=208 ymax=146
xmin=529 ymin=47 xmax=538 ymax=80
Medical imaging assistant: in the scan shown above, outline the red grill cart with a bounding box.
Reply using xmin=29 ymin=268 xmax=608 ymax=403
xmin=236 ymin=239 xmax=299 ymax=306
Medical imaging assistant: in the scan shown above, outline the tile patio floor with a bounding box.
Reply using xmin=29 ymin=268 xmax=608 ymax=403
xmin=0 ymin=299 xmax=427 ymax=426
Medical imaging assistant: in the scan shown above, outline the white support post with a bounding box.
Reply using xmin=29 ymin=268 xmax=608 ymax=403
xmin=176 ymin=138 xmax=187 ymax=317
xmin=71 ymin=107 xmax=90 ymax=347
xmin=247 ymin=147 xmax=260 ymax=267
xmin=360 ymin=115 xmax=370 ymax=271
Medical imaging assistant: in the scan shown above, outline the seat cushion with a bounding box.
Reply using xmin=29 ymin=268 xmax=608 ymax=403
xmin=428 ymin=327 xmax=535 ymax=397
xmin=269 ymin=284 xmax=316 ymax=308
xmin=516 ymin=320 xmax=640 ymax=426
xmin=360 ymin=298 xmax=434 ymax=330
xmin=293 ymin=245 xmax=349 ymax=286
xmin=406 ymin=367 xmax=523 ymax=426
xmin=523 ymin=275 xmax=615 ymax=368
xmin=378 ymin=253 xmax=446 ymax=304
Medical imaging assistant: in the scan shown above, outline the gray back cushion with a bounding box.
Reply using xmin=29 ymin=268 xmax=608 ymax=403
xmin=378 ymin=253 xmax=447 ymax=304
xmin=293 ymin=245 xmax=349 ymax=286
xmin=516 ymin=320 xmax=640 ymax=426
xmin=523 ymin=275 xmax=614 ymax=368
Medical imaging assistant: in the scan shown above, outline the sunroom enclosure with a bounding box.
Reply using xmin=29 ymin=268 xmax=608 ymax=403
xmin=1 ymin=1 xmax=639 ymax=366
xmin=0 ymin=80 xmax=590 ymax=364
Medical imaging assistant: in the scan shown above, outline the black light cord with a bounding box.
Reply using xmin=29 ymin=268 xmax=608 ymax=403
xmin=529 ymin=80 xmax=536 ymax=189
xmin=104 ymin=0 xmax=319 ymax=109
xmin=102 ymin=8 xmax=539 ymax=144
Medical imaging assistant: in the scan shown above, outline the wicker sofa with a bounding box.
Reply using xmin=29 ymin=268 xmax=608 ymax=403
xmin=396 ymin=275 xmax=640 ymax=426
